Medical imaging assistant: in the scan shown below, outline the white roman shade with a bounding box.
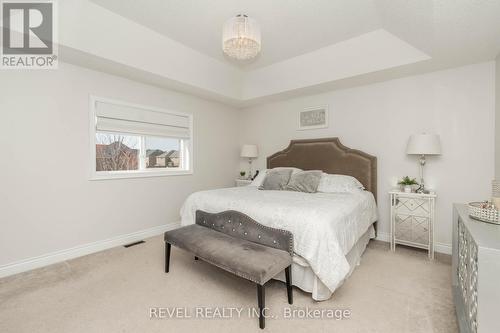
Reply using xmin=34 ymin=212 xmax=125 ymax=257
xmin=95 ymin=100 xmax=191 ymax=138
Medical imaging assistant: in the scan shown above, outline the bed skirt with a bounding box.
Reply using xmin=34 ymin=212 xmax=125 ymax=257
xmin=273 ymin=224 xmax=375 ymax=301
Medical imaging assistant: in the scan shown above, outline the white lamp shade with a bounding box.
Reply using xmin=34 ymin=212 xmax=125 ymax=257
xmin=241 ymin=144 xmax=258 ymax=158
xmin=406 ymin=134 xmax=441 ymax=155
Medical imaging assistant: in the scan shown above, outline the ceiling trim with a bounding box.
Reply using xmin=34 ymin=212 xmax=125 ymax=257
xmin=52 ymin=0 xmax=490 ymax=108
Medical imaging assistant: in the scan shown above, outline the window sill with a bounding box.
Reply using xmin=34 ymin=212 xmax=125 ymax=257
xmin=90 ymin=169 xmax=193 ymax=180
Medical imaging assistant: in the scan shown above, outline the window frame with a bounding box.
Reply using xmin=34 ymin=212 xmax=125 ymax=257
xmin=89 ymin=95 xmax=193 ymax=180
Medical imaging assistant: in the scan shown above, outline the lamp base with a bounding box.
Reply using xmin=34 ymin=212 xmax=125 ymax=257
xmin=417 ymin=155 xmax=426 ymax=194
xmin=247 ymin=158 xmax=253 ymax=180
xmin=416 ymin=186 xmax=429 ymax=194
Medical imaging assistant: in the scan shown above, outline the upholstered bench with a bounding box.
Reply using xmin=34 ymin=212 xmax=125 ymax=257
xmin=164 ymin=210 xmax=294 ymax=329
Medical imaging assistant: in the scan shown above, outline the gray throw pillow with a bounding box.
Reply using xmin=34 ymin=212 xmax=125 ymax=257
xmin=285 ymin=170 xmax=323 ymax=193
xmin=259 ymin=169 xmax=293 ymax=190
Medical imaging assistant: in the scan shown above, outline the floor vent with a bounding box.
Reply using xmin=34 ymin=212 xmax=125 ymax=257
xmin=123 ymin=240 xmax=145 ymax=248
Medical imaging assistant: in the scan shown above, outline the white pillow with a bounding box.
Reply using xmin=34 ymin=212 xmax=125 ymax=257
xmin=317 ymin=174 xmax=365 ymax=193
xmin=250 ymin=167 xmax=303 ymax=187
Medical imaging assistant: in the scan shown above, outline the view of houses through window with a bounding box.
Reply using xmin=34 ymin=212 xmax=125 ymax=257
xmin=145 ymin=136 xmax=181 ymax=169
xmin=96 ymin=133 xmax=181 ymax=172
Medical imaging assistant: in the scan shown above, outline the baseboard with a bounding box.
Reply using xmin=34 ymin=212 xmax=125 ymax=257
xmin=1 ymin=223 xmax=451 ymax=279
xmin=375 ymin=231 xmax=391 ymax=243
xmin=434 ymin=242 xmax=452 ymax=255
xmin=0 ymin=222 xmax=180 ymax=279
xmin=375 ymin=231 xmax=451 ymax=255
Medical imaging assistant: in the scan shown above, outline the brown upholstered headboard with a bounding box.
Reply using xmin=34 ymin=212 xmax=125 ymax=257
xmin=267 ymin=138 xmax=377 ymax=201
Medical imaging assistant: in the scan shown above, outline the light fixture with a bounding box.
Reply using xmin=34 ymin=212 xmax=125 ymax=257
xmin=406 ymin=133 xmax=441 ymax=193
xmin=222 ymin=14 xmax=261 ymax=61
xmin=241 ymin=144 xmax=258 ymax=179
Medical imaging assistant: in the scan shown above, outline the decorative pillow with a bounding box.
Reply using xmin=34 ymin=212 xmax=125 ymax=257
xmin=258 ymin=169 xmax=293 ymax=190
xmin=317 ymin=174 xmax=365 ymax=193
xmin=284 ymin=170 xmax=323 ymax=193
xmin=250 ymin=167 xmax=302 ymax=187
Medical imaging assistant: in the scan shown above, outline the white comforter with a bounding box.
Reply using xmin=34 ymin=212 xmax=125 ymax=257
xmin=180 ymin=186 xmax=378 ymax=293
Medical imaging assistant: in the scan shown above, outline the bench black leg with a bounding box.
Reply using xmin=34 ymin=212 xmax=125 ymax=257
xmin=285 ymin=266 xmax=293 ymax=304
xmin=165 ymin=243 xmax=171 ymax=273
xmin=257 ymin=284 xmax=265 ymax=329
xmin=194 ymin=256 xmax=198 ymax=260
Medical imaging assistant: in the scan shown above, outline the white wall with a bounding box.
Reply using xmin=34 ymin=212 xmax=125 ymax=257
xmin=1 ymin=60 xmax=494 ymax=274
xmin=239 ymin=62 xmax=495 ymax=250
xmin=495 ymin=55 xmax=500 ymax=178
xmin=0 ymin=62 xmax=239 ymax=267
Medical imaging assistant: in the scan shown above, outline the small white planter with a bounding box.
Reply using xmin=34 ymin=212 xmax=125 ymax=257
xmin=403 ymin=185 xmax=413 ymax=193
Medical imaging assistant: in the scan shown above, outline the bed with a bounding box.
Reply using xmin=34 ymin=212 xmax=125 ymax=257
xmin=180 ymin=138 xmax=378 ymax=301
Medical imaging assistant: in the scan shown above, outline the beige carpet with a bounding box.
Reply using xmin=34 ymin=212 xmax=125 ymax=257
xmin=0 ymin=236 xmax=457 ymax=333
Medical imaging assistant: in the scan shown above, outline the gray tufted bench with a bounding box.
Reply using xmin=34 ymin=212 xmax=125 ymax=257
xmin=164 ymin=210 xmax=294 ymax=329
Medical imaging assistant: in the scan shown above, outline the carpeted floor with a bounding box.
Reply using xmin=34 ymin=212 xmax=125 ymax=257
xmin=0 ymin=236 xmax=457 ymax=333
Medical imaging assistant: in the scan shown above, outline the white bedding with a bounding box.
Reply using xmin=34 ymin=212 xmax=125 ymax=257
xmin=180 ymin=186 xmax=378 ymax=294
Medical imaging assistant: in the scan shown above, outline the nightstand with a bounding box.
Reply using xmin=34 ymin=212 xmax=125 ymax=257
xmin=235 ymin=179 xmax=252 ymax=187
xmin=389 ymin=191 xmax=437 ymax=259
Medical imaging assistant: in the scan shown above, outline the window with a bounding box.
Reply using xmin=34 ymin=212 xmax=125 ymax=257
xmin=96 ymin=133 xmax=140 ymax=171
xmin=144 ymin=136 xmax=182 ymax=169
xmin=90 ymin=96 xmax=192 ymax=179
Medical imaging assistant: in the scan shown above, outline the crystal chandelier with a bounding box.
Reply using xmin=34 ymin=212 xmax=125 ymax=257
xmin=222 ymin=14 xmax=261 ymax=61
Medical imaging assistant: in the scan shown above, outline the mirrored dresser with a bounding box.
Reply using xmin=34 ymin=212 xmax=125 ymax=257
xmin=452 ymin=204 xmax=500 ymax=333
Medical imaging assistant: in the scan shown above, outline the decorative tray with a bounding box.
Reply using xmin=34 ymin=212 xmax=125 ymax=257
xmin=468 ymin=202 xmax=500 ymax=224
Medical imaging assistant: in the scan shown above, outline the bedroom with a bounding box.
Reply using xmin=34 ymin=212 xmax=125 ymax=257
xmin=0 ymin=1 xmax=499 ymax=332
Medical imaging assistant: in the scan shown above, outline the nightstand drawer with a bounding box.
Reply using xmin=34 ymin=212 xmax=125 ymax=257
xmin=395 ymin=214 xmax=430 ymax=246
xmin=395 ymin=197 xmax=430 ymax=218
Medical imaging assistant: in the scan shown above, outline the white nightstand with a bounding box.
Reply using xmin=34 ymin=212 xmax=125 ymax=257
xmin=389 ymin=190 xmax=437 ymax=259
xmin=235 ymin=179 xmax=252 ymax=187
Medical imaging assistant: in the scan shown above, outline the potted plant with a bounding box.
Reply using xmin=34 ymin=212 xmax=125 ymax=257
xmin=398 ymin=176 xmax=419 ymax=193
xmin=239 ymin=171 xmax=246 ymax=179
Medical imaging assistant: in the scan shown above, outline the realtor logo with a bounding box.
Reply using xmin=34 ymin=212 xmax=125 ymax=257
xmin=1 ymin=0 xmax=57 ymax=69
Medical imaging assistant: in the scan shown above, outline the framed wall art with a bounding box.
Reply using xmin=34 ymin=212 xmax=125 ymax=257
xmin=298 ymin=105 xmax=328 ymax=130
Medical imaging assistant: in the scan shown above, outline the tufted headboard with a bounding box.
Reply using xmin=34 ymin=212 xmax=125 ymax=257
xmin=267 ymin=138 xmax=377 ymax=202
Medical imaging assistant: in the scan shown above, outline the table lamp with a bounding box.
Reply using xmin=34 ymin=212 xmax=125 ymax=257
xmin=406 ymin=134 xmax=441 ymax=193
xmin=241 ymin=144 xmax=258 ymax=180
